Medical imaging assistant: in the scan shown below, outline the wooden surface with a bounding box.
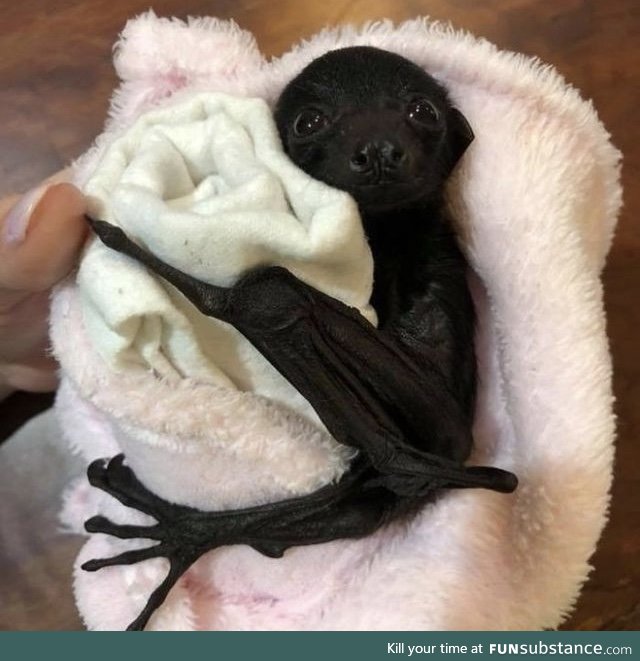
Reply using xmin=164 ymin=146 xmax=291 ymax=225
xmin=0 ymin=0 xmax=637 ymax=630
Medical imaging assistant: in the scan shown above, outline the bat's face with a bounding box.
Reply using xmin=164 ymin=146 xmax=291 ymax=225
xmin=274 ymin=46 xmax=474 ymax=214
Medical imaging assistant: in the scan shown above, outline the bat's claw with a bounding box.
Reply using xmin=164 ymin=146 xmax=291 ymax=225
xmin=87 ymin=454 xmax=182 ymax=518
xmin=463 ymin=466 xmax=518 ymax=493
xmin=251 ymin=542 xmax=288 ymax=558
xmin=85 ymin=514 xmax=116 ymax=534
xmin=86 ymin=215 xmax=155 ymax=267
xmin=85 ymin=216 xmax=128 ymax=249
xmin=81 ymin=543 xmax=167 ymax=572
xmin=85 ymin=514 xmax=163 ymax=540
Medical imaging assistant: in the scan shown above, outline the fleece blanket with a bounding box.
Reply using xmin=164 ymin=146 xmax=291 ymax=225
xmin=51 ymin=12 xmax=621 ymax=630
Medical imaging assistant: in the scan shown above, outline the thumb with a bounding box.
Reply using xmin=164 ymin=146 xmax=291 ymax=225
xmin=0 ymin=175 xmax=88 ymax=395
xmin=0 ymin=180 xmax=88 ymax=293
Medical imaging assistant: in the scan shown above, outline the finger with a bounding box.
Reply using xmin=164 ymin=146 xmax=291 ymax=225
xmin=0 ymin=172 xmax=86 ymax=393
xmin=0 ymin=362 xmax=58 ymax=393
xmin=0 ymin=167 xmax=72 ymax=214
xmin=0 ymin=167 xmax=73 ymax=240
xmin=0 ymin=181 xmax=88 ymax=293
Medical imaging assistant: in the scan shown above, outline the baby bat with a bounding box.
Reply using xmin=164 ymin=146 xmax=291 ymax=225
xmin=83 ymin=46 xmax=517 ymax=631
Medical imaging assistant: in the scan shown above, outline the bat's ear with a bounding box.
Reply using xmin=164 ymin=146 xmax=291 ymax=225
xmin=445 ymin=107 xmax=475 ymax=174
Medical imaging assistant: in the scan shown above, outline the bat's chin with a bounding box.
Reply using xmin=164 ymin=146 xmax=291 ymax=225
xmin=349 ymin=181 xmax=431 ymax=213
xmin=307 ymin=167 xmax=435 ymax=213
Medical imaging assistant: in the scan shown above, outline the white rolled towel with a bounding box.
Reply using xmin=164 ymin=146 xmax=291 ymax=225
xmin=80 ymin=92 xmax=375 ymax=425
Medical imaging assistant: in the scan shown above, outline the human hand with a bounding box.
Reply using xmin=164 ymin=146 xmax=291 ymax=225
xmin=0 ymin=170 xmax=87 ymax=398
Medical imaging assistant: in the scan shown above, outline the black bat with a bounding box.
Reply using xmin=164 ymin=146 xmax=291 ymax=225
xmin=82 ymin=47 xmax=517 ymax=631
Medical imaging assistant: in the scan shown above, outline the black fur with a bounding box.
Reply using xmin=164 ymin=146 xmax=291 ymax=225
xmin=82 ymin=47 xmax=517 ymax=631
xmin=274 ymin=47 xmax=478 ymax=457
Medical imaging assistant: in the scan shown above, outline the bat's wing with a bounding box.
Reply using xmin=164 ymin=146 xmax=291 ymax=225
xmin=88 ymin=218 xmax=516 ymax=495
xmin=229 ymin=270 xmax=516 ymax=495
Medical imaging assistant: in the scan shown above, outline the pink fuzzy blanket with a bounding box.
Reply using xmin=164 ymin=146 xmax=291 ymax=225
xmin=51 ymin=12 xmax=620 ymax=630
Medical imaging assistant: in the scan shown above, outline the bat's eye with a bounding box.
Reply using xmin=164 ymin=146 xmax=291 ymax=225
xmin=407 ymin=98 xmax=440 ymax=125
xmin=293 ymin=108 xmax=329 ymax=137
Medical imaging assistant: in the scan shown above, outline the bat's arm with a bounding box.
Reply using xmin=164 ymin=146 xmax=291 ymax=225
xmin=86 ymin=217 xmax=233 ymax=321
xmin=87 ymin=217 xmax=516 ymax=497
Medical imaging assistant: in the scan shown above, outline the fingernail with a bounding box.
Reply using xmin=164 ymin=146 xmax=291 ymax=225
xmin=1 ymin=184 xmax=50 ymax=245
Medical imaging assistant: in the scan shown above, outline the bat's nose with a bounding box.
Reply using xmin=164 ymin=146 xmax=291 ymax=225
xmin=349 ymin=140 xmax=407 ymax=176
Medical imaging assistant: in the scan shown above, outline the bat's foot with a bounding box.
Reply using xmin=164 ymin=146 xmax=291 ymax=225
xmin=82 ymin=454 xmax=386 ymax=630
xmin=82 ymin=455 xmax=213 ymax=629
xmin=82 ymin=454 xmax=308 ymax=629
